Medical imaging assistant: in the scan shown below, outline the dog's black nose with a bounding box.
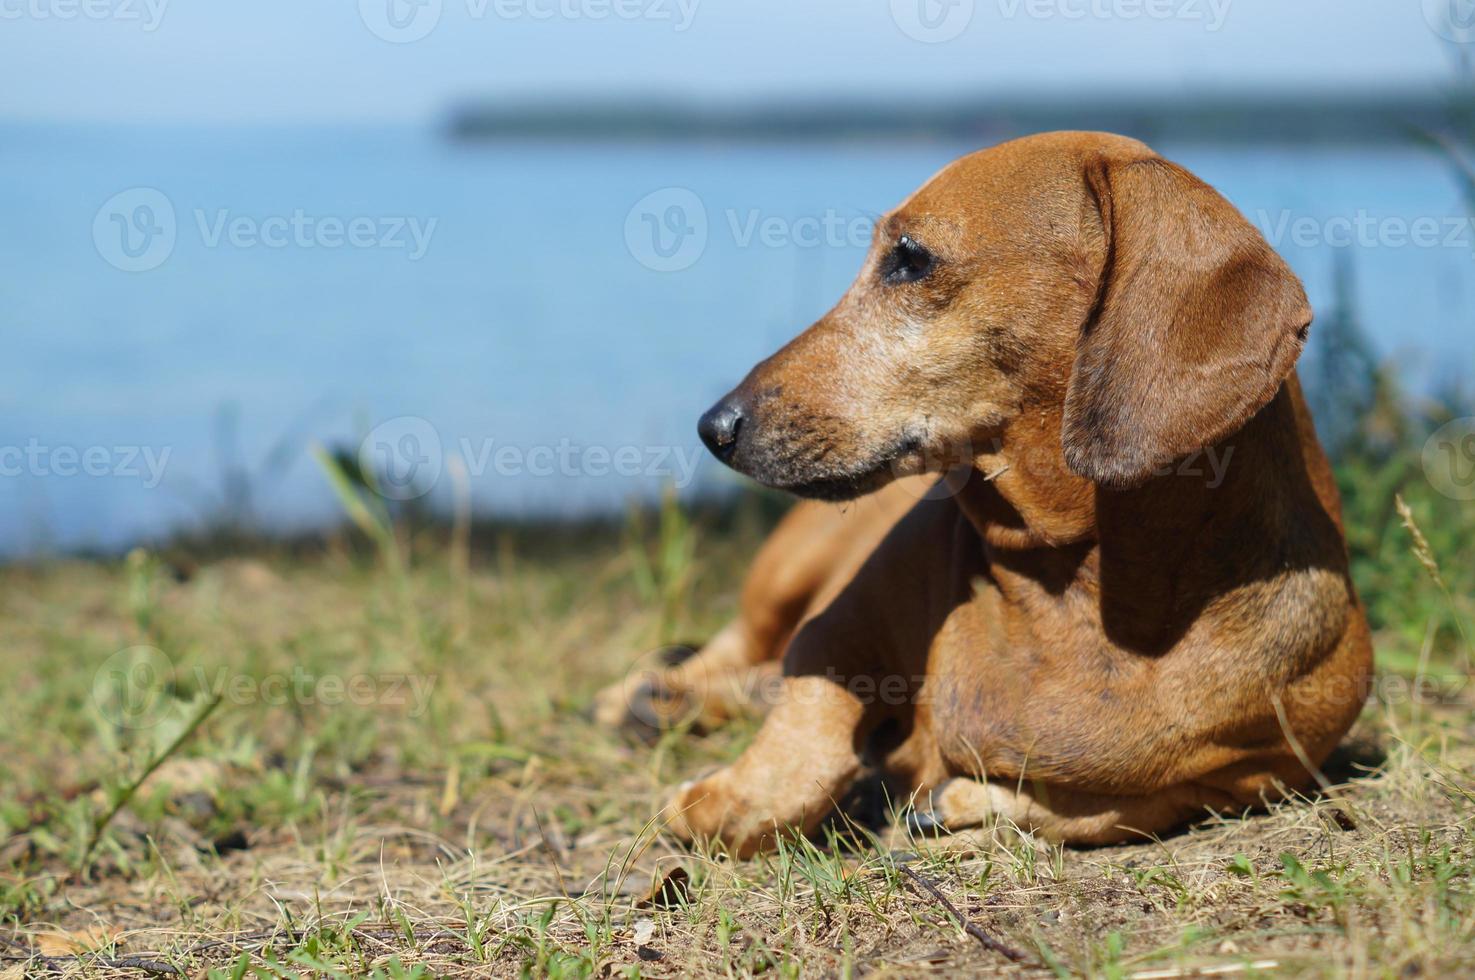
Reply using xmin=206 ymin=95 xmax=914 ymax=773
xmin=698 ymin=399 xmax=744 ymax=462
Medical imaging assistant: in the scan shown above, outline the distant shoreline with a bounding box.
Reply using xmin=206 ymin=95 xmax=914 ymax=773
xmin=448 ymin=90 xmax=1458 ymax=146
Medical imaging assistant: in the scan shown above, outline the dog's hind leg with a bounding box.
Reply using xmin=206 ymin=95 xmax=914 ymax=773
xmin=908 ymin=777 xmax=1232 ymax=846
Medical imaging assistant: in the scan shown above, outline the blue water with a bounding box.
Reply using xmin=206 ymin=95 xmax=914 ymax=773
xmin=3 ymin=125 xmax=1472 ymax=555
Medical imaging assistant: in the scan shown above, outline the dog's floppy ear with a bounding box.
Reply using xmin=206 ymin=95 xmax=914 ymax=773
xmin=1062 ymin=153 xmax=1311 ymax=489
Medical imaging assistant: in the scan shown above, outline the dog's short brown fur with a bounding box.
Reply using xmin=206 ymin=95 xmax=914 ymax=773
xmin=599 ymin=131 xmax=1373 ymax=856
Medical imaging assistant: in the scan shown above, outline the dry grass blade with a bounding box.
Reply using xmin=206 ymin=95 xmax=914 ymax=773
xmin=1395 ymin=494 xmax=1447 ymax=592
xmin=1395 ymin=493 xmax=1472 ymax=656
xmin=80 ymin=693 xmax=224 ymax=875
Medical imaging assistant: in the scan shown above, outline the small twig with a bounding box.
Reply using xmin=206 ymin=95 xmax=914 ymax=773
xmin=7 ymin=953 xmax=181 ymax=976
xmin=93 ymin=955 xmax=182 ymax=976
xmin=898 ymin=864 xmax=1029 ymax=964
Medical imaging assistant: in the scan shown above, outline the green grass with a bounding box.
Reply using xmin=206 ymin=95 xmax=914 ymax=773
xmin=0 ymin=449 xmax=1472 ymax=976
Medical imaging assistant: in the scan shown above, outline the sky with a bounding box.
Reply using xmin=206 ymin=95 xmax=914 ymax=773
xmin=0 ymin=0 xmax=1453 ymax=124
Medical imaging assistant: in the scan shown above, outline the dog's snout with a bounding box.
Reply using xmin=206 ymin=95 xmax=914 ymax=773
xmin=698 ymin=398 xmax=745 ymax=463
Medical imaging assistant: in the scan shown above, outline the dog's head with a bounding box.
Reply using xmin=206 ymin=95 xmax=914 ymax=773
xmin=697 ymin=131 xmax=1311 ymax=499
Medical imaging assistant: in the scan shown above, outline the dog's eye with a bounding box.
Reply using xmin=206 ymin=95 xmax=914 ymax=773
xmin=880 ymin=235 xmax=935 ymax=286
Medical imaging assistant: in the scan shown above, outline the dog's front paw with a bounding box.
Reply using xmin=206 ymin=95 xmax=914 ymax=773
xmin=662 ymin=769 xmax=774 ymax=859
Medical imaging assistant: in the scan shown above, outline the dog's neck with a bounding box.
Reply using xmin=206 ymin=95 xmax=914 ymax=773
xmin=952 ymin=386 xmax=1307 ymax=651
xmin=952 ymin=406 xmax=1098 ymax=551
xmin=958 ymin=386 xmax=1298 ymax=544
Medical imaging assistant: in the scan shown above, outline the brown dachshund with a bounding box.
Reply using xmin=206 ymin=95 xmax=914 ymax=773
xmin=599 ymin=131 xmax=1373 ymax=856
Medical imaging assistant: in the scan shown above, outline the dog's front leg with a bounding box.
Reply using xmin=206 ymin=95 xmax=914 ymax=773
xmin=663 ymin=671 xmax=870 ymax=858
xmin=662 ymin=494 xmax=963 ymax=857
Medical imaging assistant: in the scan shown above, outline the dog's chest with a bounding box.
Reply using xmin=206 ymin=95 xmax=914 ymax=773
xmin=923 ymin=579 xmax=1160 ymax=786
